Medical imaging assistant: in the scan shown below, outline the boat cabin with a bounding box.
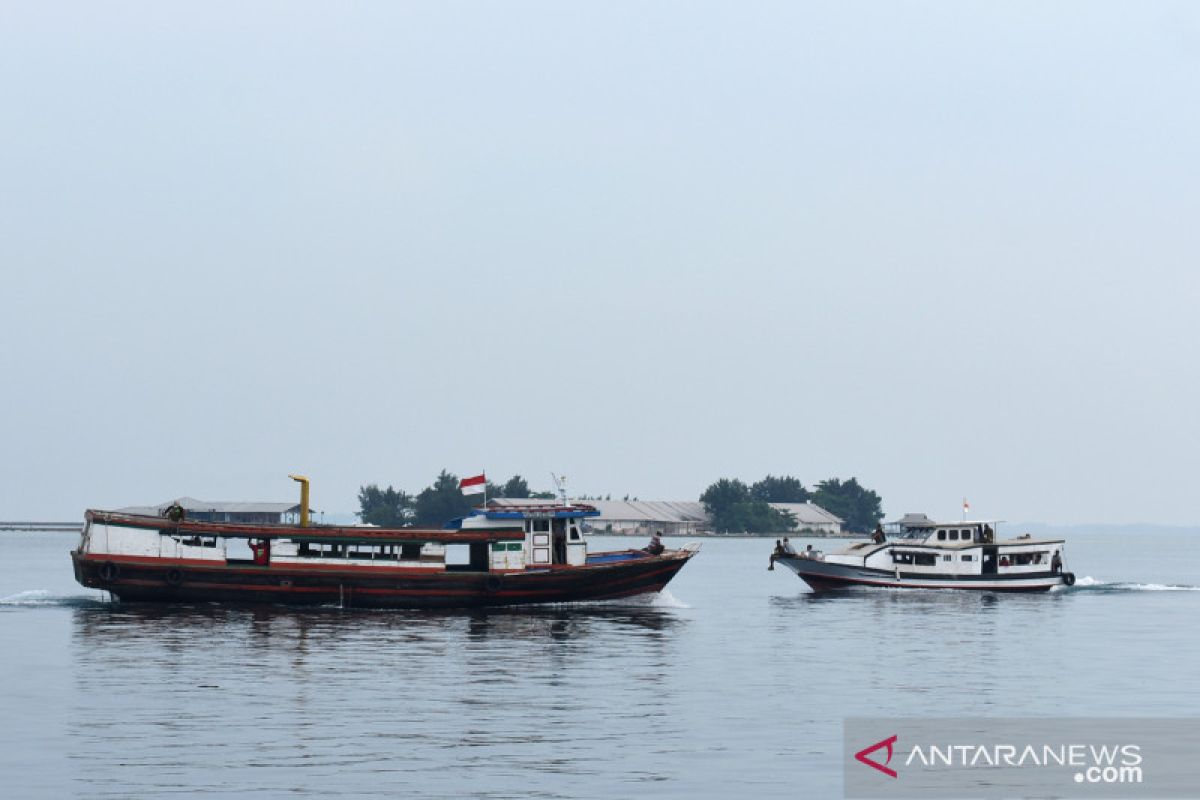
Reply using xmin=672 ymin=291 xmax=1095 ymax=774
xmin=451 ymin=501 xmax=599 ymax=570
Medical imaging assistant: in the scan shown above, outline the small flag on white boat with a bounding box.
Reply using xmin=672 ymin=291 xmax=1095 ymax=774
xmin=963 ymin=498 xmax=970 ymax=514
xmin=460 ymin=473 xmax=487 ymax=495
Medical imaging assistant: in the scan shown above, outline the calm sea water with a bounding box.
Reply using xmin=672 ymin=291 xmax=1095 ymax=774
xmin=2 ymin=531 xmax=1199 ymax=799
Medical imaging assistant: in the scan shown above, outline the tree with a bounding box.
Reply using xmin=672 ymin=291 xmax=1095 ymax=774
xmin=700 ymin=478 xmax=751 ymax=515
xmin=701 ymin=478 xmax=796 ymax=533
xmin=357 ymin=484 xmax=414 ymax=528
xmin=750 ymin=475 xmax=810 ymax=503
xmin=413 ymin=470 xmax=474 ymax=527
xmin=501 ymin=475 xmax=531 ymax=498
xmin=811 ymin=477 xmax=883 ymax=534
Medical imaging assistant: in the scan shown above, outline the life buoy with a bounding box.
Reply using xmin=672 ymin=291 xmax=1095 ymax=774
xmin=165 ymin=568 xmax=184 ymax=586
xmin=98 ymin=561 xmax=120 ymax=582
xmin=484 ymin=575 xmax=503 ymax=593
xmin=1062 ymin=572 xmax=1076 ymax=587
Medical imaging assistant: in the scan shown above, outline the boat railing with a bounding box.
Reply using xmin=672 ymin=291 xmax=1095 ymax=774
xmin=680 ymin=541 xmax=702 ymax=554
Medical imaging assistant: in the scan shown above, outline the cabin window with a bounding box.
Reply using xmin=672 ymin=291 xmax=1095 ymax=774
xmin=401 ymin=543 xmax=422 ymax=560
xmin=947 ymin=530 xmax=957 ymax=541
xmin=913 ymin=553 xmax=937 ymax=566
xmin=444 ymin=544 xmax=471 ymax=566
xmin=943 ymin=555 xmax=952 ymax=561
xmin=937 ymin=530 xmax=946 ymax=540
xmin=532 ymin=519 xmax=550 ymax=533
xmin=962 ymin=554 xmax=974 ymax=562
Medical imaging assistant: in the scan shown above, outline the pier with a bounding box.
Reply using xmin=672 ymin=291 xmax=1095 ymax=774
xmin=0 ymin=521 xmax=81 ymax=532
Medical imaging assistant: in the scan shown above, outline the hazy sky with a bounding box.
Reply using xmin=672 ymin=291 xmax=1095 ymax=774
xmin=2 ymin=2 xmax=1198 ymax=524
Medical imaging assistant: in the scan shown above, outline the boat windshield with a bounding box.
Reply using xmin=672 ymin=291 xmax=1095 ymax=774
xmin=894 ymin=527 xmax=932 ymax=540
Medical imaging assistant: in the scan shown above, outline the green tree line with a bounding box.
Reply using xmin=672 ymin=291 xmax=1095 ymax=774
xmin=700 ymin=474 xmax=883 ymax=534
xmin=357 ymin=471 xmax=554 ymax=528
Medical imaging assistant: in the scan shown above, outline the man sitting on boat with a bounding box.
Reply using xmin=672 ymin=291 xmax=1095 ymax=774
xmin=643 ymin=533 xmax=665 ymax=556
xmin=768 ymin=539 xmax=784 ymax=570
xmin=871 ymin=524 xmax=885 ymax=544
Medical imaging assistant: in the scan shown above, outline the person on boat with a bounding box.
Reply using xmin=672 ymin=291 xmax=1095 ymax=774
xmin=781 ymin=537 xmax=797 ymax=555
xmin=768 ymin=539 xmax=784 ymax=570
xmin=983 ymin=524 xmax=995 ymax=543
xmin=643 ymin=533 xmax=665 ymax=556
xmin=803 ymin=544 xmax=818 ymax=559
xmin=1051 ymin=551 xmax=1063 ymax=574
xmin=999 ymin=556 xmax=1011 ymax=568
xmin=164 ymin=502 xmax=186 ymax=522
xmin=871 ymin=524 xmax=885 ymax=545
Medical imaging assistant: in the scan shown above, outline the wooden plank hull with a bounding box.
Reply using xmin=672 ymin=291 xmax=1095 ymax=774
xmin=72 ymin=550 xmax=692 ymax=609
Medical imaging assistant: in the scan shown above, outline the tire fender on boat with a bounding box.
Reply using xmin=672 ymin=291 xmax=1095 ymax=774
xmin=165 ymin=568 xmax=184 ymax=586
xmin=484 ymin=575 xmax=503 ymax=593
xmin=98 ymin=561 xmax=120 ymax=583
xmin=1062 ymin=572 xmax=1076 ymax=587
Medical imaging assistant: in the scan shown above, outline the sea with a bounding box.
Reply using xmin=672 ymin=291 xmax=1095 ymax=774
xmin=2 ymin=530 xmax=1199 ymax=799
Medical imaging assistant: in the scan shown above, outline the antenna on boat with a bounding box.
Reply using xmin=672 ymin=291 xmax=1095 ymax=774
xmin=551 ymin=472 xmax=568 ymax=505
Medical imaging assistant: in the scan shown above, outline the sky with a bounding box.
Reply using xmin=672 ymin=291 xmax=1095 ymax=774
xmin=2 ymin=2 xmax=1198 ymax=525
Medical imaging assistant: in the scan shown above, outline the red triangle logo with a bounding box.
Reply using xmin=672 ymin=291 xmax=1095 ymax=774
xmin=854 ymin=734 xmax=898 ymax=778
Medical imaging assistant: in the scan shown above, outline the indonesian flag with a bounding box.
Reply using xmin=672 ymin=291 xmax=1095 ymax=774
xmin=963 ymin=498 xmax=970 ymax=514
xmin=460 ymin=473 xmax=486 ymax=495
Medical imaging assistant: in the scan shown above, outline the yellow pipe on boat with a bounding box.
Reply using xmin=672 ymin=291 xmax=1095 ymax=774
xmin=289 ymin=474 xmax=310 ymax=527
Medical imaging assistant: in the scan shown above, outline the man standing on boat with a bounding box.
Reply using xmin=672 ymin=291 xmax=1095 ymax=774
xmin=164 ymin=502 xmax=186 ymax=522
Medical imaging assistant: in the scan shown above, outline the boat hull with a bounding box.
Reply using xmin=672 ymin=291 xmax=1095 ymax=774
xmin=778 ymin=556 xmax=1069 ymax=593
xmin=72 ymin=550 xmax=692 ymax=609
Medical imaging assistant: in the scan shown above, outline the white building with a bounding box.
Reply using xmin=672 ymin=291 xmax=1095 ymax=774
xmin=486 ymin=497 xmax=844 ymax=536
xmin=767 ymin=502 xmax=844 ymax=535
xmin=583 ymin=500 xmax=710 ymax=536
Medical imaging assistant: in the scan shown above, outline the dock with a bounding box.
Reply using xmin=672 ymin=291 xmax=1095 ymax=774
xmin=0 ymin=521 xmax=82 ymax=532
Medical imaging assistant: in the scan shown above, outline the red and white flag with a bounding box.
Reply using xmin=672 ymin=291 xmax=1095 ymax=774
xmin=460 ymin=473 xmax=486 ymax=496
xmin=963 ymin=498 xmax=970 ymax=514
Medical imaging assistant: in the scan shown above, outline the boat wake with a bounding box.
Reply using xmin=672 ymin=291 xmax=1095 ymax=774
xmin=648 ymin=588 xmax=691 ymax=609
xmin=1053 ymin=577 xmax=1200 ymax=593
xmin=541 ymin=588 xmax=692 ymax=610
xmin=0 ymin=589 xmax=111 ymax=608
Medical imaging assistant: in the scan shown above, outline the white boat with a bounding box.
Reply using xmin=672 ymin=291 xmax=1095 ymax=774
xmin=775 ymin=514 xmax=1074 ymax=592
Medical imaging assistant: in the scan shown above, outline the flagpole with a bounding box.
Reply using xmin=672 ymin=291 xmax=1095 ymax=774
xmin=482 ymin=468 xmax=487 ymax=505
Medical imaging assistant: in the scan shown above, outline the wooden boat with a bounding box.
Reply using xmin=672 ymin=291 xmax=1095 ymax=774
xmin=775 ymin=514 xmax=1074 ymax=592
xmin=71 ymin=501 xmax=699 ymax=608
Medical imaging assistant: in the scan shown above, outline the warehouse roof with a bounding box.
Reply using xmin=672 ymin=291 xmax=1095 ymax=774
xmin=118 ymin=497 xmax=301 ymax=516
xmin=768 ymin=502 xmax=844 ymax=526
